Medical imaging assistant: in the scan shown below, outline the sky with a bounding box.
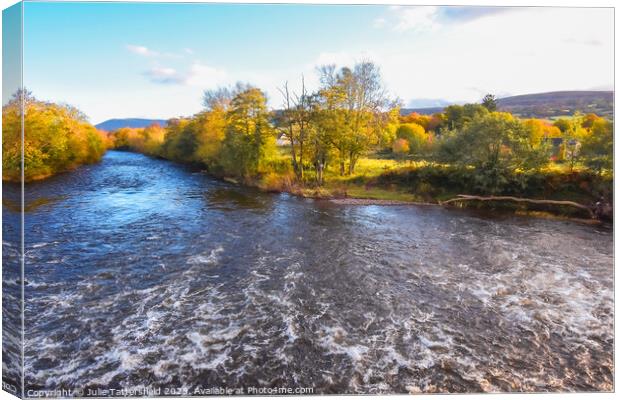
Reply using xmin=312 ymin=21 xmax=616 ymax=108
xmin=2 ymin=2 xmax=21 ymax=103
xmin=9 ymin=2 xmax=615 ymax=123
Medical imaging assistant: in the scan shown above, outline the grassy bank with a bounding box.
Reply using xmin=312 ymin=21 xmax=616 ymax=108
xmin=215 ymin=149 xmax=612 ymax=220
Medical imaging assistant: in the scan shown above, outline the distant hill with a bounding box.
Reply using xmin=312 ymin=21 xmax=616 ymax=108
xmin=497 ymin=91 xmax=613 ymax=118
xmin=401 ymin=91 xmax=613 ymax=119
xmin=400 ymin=107 xmax=445 ymax=116
xmin=95 ymin=118 xmax=168 ymax=131
xmin=406 ymin=99 xmax=454 ymax=108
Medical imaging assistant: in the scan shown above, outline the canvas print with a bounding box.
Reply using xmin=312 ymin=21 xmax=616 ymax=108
xmin=1 ymin=1 xmax=614 ymax=397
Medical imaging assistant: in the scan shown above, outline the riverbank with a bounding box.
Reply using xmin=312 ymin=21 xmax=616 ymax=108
xmin=223 ymin=158 xmax=608 ymax=220
xmin=213 ymin=166 xmax=609 ymax=221
xmin=324 ymin=197 xmax=603 ymax=225
xmin=329 ymin=198 xmax=428 ymax=205
xmin=3 ymin=163 xmax=86 ymax=183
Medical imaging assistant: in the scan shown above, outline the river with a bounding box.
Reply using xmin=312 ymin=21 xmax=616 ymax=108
xmin=2 ymin=150 xmax=614 ymax=394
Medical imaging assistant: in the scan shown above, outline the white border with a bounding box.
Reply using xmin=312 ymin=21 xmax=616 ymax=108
xmin=0 ymin=1 xmax=615 ymax=400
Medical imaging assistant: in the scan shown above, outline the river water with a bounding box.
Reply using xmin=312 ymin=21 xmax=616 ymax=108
xmin=2 ymin=150 xmax=614 ymax=394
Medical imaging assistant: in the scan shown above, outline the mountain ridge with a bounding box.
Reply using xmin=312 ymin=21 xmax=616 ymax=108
xmin=401 ymin=90 xmax=613 ymax=118
xmin=95 ymin=118 xmax=168 ymax=131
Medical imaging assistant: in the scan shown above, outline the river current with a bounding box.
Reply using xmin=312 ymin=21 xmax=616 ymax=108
xmin=2 ymin=150 xmax=614 ymax=394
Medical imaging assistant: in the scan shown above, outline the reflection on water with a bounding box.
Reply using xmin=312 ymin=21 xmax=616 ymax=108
xmin=205 ymin=187 xmax=274 ymax=212
xmin=3 ymin=196 xmax=66 ymax=213
xmin=2 ymin=151 xmax=613 ymax=394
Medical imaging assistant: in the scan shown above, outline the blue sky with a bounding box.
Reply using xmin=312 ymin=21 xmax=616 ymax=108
xmin=12 ymin=2 xmax=614 ymax=123
xmin=2 ymin=2 xmax=21 ymax=103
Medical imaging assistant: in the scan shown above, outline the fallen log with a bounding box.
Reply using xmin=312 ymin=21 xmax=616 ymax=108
xmin=440 ymin=194 xmax=595 ymax=218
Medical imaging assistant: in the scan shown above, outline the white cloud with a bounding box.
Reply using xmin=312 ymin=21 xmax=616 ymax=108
xmin=143 ymin=67 xmax=182 ymax=84
xmin=393 ymin=6 xmax=440 ymax=32
xmin=374 ymin=7 xmax=613 ymax=105
xmin=185 ymin=62 xmax=228 ymax=87
xmin=378 ymin=6 xmax=514 ymax=33
xmin=126 ymin=44 xmax=159 ymax=57
xmin=126 ymin=44 xmax=196 ymax=58
xmin=143 ymin=62 xmax=228 ymax=88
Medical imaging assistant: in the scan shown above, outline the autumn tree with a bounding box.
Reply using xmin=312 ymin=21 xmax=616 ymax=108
xmin=112 ymin=127 xmax=137 ymax=149
xmin=3 ymin=90 xmax=106 ymax=181
xmin=580 ymin=118 xmax=613 ymax=175
xmin=392 ymin=138 xmax=410 ymax=161
xmin=379 ymin=109 xmax=400 ymax=149
xmin=395 ymin=123 xmax=429 ymax=156
xmin=220 ymin=86 xmax=276 ymax=178
xmin=309 ymin=90 xmax=340 ymax=185
xmin=316 ymin=62 xmax=394 ymax=175
xmin=400 ymin=112 xmax=432 ymax=129
xmin=159 ymin=118 xmax=198 ymax=162
xmin=276 ymin=77 xmax=313 ymax=181
xmin=426 ymin=113 xmax=445 ymax=133
xmin=522 ymin=119 xmax=561 ymax=148
xmin=186 ymin=112 xmax=225 ymax=169
xmin=581 ymin=113 xmax=600 ymax=129
xmin=560 ymin=115 xmax=589 ymax=172
xmin=141 ymin=123 xmax=166 ymax=155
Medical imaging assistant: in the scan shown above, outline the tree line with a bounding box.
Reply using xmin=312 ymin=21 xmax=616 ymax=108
xmin=108 ymin=61 xmax=612 ymax=197
xmin=3 ymin=61 xmax=612 ymax=199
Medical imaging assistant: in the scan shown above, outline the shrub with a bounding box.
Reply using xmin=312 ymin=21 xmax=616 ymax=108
xmin=392 ymin=138 xmax=410 ymax=159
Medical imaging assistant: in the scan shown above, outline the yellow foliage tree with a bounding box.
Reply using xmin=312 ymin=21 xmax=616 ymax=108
xmin=396 ymin=123 xmax=429 ymax=155
xmin=523 ymin=119 xmax=561 ymax=148
xmin=2 ymin=90 xmax=107 ymax=182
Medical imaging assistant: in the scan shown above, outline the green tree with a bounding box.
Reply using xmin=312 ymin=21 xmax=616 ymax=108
xmin=379 ymin=108 xmax=401 ymax=149
xmin=159 ymin=118 xmax=198 ymax=162
xmin=442 ymin=103 xmax=489 ymax=131
xmin=316 ymin=62 xmax=394 ymax=175
xmin=581 ymin=118 xmax=613 ymax=175
xmin=309 ymin=93 xmax=340 ymax=185
xmin=220 ymin=87 xmax=276 ymax=178
xmin=561 ymin=114 xmax=588 ymax=172
xmin=482 ymin=94 xmax=498 ymax=112
xmin=553 ymin=118 xmax=572 ymax=133
xmin=437 ymin=112 xmax=548 ymax=193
